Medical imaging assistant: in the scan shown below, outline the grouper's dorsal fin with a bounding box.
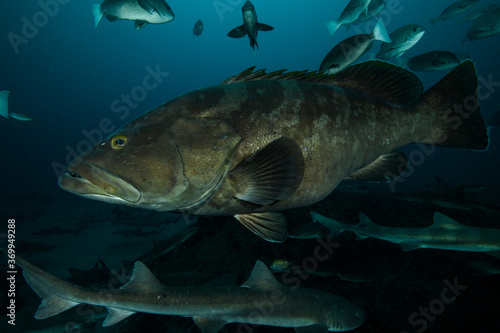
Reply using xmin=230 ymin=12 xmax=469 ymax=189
xmin=221 ymin=66 xmax=329 ymax=85
xmin=242 ymin=260 xmax=281 ymax=291
xmin=222 ymin=61 xmax=423 ymax=108
xmin=330 ymin=61 xmax=423 ymax=107
xmin=120 ymin=261 xmax=165 ymax=294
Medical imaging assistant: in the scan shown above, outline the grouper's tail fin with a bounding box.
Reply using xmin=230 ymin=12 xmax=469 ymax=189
xmin=419 ymin=60 xmax=489 ymax=151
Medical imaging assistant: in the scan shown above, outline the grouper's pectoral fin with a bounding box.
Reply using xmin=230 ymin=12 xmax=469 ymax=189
xmin=193 ymin=316 xmax=227 ymax=333
xmin=230 ymin=137 xmax=305 ymax=205
xmin=235 ymin=212 xmax=287 ymax=242
xmin=294 ymin=324 xmax=329 ymax=333
xmin=345 ymin=151 xmax=407 ymax=182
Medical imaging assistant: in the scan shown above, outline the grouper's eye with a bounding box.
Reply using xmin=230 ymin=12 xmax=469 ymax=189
xmin=111 ymin=135 xmax=128 ymax=149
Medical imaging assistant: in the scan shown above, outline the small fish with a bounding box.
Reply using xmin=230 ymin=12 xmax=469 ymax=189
xmin=352 ymin=0 xmax=386 ymax=25
xmin=464 ymin=4 xmax=500 ymax=21
xmin=319 ymin=19 xmax=391 ymax=74
xmin=407 ymin=51 xmax=463 ymax=71
xmin=93 ymin=0 xmax=175 ymax=30
xmin=312 ymin=211 xmax=500 ymax=254
xmin=227 ymin=1 xmax=273 ymax=50
xmin=326 ymin=0 xmax=372 ymax=36
xmin=0 ymin=90 xmax=9 ymax=119
xmin=269 ymin=259 xmax=292 ymax=272
xmin=431 ymin=0 xmax=479 ymax=26
xmin=193 ymin=19 xmax=203 ymax=37
xmin=376 ymin=24 xmax=425 ymax=60
xmin=464 ymin=8 xmax=500 ymax=43
xmin=10 ymin=112 xmax=36 ymax=122
xmin=10 ymin=255 xmax=366 ymax=332
xmin=0 ymin=91 xmax=36 ymax=122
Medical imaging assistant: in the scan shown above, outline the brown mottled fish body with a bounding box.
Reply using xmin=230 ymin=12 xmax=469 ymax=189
xmin=59 ymin=61 xmax=489 ymax=242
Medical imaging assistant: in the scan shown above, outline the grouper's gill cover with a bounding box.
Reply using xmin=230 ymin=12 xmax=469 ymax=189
xmin=59 ymin=60 xmax=489 ymax=243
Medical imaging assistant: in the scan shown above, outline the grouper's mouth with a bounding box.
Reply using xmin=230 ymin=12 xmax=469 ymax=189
xmin=58 ymin=162 xmax=141 ymax=203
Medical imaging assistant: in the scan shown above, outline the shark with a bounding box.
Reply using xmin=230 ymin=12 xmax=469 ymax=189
xmin=13 ymin=255 xmax=365 ymax=332
xmin=311 ymin=211 xmax=500 ymax=254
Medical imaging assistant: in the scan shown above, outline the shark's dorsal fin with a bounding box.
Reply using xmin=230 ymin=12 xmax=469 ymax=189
xmin=431 ymin=212 xmax=464 ymax=230
xmin=242 ymin=260 xmax=281 ymax=291
xmin=193 ymin=316 xmax=227 ymax=333
xmin=103 ymin=307 xmax=136 ymax=326
xmin=221 ymin=61 xmax=423 ymax=108
xmin=120 ymin=261 xmax=165 ymax=294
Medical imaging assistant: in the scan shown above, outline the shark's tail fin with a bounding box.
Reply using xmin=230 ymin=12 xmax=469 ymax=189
xmin=310 ymin=211 xmax=346 ymax=237
xmin=92 ymin=4 xmax=103 ymax=28
xmin=417 ymin=60 xmax=489 ymax=151
xmin=13 ymin=255 xmax=80 ymax=319
xmin=0 ymin=90 xmax=9 ymax=119
xmin=325 ymin=20 xmax=340 ymax=36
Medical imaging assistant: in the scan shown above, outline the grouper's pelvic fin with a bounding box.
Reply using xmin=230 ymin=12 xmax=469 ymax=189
xmin=418 ymin=60 xmax=489 ymax=151
xmin=231 ymin=137 xmax=305 ymax=242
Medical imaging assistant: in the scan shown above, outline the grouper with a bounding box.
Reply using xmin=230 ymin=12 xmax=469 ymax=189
xmin=58 ymin=61 xmax=489 ymax=242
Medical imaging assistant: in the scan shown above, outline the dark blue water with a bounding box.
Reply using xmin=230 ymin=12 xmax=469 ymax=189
xmin=0 ymin=1 xmax=499 ymax=332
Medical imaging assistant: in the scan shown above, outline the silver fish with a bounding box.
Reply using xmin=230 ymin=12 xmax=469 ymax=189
xmin=407 ymin=51 xmax=463 ymax=71
xmin=464 ymin=8 xmax=500 ymax=42
xmin=431 ymin=0 xmax=479 ymax=26
xmin=13 ymin=255 xmax=365 ymax=332
xmin=93 ymin=0 xmax=175 ymax=30
xmin=326 ymin=0 xmax=372 ymax=36
xmin=352 ymin=0 xmax=386 ymax=25
xmin=319 ymin=19 xmax=391 ymax=74
xmin=464 ymin=4 xmax=500 ymax=21
xmin=0 ymin=90 xmax=10 ymax=119
xmin=0 ymin=90 xmax=35 ymax=122
xmin=376 ymin=24 xmax=425 ymax=60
